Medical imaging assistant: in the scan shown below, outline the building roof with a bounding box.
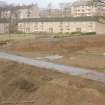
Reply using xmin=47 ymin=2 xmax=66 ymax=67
xmin=0 ymin=4 xmax=38 ymax=11
xmin=72 ymin=0 xmax=92 ymax=7
xmin=0 ymin=18 xmax=9 ymax=23
xmin=19 ymin=17 xmax=97 ymax=22
xmin=0 ymin=6 xmax=13 ymax=11
xmin=15 ymin=4 xmax=38 ymax=10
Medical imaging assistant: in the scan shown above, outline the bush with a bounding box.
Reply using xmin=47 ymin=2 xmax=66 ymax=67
xmin=71 ymin=32 xmax=81 ymax=35
xmin=81 ymin=32 xmax=96 ymax=35
xmin=17 ymin=79 xmax=38 ymax=92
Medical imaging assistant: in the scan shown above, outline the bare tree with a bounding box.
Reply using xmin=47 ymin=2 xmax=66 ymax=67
xmin=92 ymin=0 xmax=105 ymax=23
xmin=59 ymin=3 xmax=65 ymax=17
xmin=93 ymin=0 xmax=105 ymax=7
xmin=9 ymin=7 xmax=19 ymax=33
xmin=47 ymin=3 xmax=52 ymax=17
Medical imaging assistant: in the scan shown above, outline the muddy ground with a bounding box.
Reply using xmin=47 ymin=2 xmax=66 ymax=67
xmin=0 ymin=61 xmax=105 ymax=105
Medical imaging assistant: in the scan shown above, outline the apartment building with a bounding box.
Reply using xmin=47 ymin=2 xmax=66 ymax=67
xmin=63 ymin=7 xmax=71 ymax=17
xmin=40 ymin=0 xmax=98 ymax=18
xmin=40 ymin=9 xmax=72 ymax=18
xmin=40 ymin=9 xmax=63 ymax=18
xmin=71 ymin=0 xmax=97 ymax=17
xmin=0 ymin=7 xmax=11 ymax=18
xmin=0 ymin=0 xmax=101 ymax=19
xmin=0 ymin=4 xmax=40 ymax=33
xmin=0 ymin=0 xmax=105 ymax=34
xmin=0 ymin=18 xmax=9 ymax=33
xmin=17 ymin=17 xmax=105 ymax=34
xmin=16 ymin=4 xmax=40 ymax=19
xmin=0 ymin=4 xmax=40 ymax=19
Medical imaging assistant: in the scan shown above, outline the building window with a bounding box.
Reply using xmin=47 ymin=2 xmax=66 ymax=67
xmin=76 ymin=28 xmax=81 ymax=32
xmin=59 ymin=28 xmax=63 ymax=32
xmin=34 ymin=22 xmax=38 ymax=30
xmin=40 ymin=22 xmax=44 ymax=27
xmin=34 ymin=25 xmax=38 ymax=28
xmin=49 ymin=28 xmax=53 ymax=33
xmin=88 ymin=23 xmax=93 ymax=28
xmin=26 ymin=28 xmax=30 ymax=33
xmin=27 ymin=10 xmax=32 ymax=17
xmin=59 ymin=22 xmax=63 ymax=29
xmin=66 ymin=26 xmax=70 ymax=30
xmin=82 ymin=9 xmax=85 ymax=12
xmin=34 ymin=28 xmax=38 ymax=31
xmin=34 ymin=26 xmax=38 ymax=31
xmin=19 ymin=23 xmax=23 ymax=28
xmin=87 ymin=9 xmax=91 ymax=11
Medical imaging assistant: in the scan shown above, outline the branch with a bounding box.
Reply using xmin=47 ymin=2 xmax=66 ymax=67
xmin=93 ymin=0 xmax=105 ymax=7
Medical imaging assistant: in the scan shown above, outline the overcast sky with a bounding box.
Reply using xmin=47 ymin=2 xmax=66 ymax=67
xmin=1 ymin=0 xmax=76 ymax=8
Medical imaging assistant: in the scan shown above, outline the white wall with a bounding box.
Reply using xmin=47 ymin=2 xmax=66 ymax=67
xmin=96 ymin=22 xmax=105 ymax=34
xmin=18 ymin=21 xmax=96 ymax=34
xmin=0 ymin=23 xmax=9 ymax=33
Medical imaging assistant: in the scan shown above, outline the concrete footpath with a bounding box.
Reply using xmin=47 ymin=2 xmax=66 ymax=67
xmin=0 ymin=52 xmax=105 ymax=83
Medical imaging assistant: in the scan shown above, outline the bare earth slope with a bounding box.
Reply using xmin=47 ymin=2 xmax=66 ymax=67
xmin=3 ymin=35 xmax=105 ymax=71
xmin=4 ymin=35 xmax=105 ymax=53
xmin=0 ymin=61 xmax=105 ymax=105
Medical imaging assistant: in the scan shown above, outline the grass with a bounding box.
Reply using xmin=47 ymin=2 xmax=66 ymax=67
xmin=0 ymin=34 xmax=36 ymax=41
xmin=0 ymin=32 xmax=97 ymax=42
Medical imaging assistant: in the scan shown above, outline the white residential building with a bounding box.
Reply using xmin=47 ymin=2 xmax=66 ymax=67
xmin=0 ymin=19 xmax=9 ymax=33
xmin=0 ymin=4 xmax=40 ymax=19
xmin=16 ymin=4 xmax=40 ymax=19
xmin=0 ymin=1 xmax=105 ymax=35
xmin=71 ymin=0 xmax=97 ymax=17
xmin=17 ymin=17 xmax=105 ymax=34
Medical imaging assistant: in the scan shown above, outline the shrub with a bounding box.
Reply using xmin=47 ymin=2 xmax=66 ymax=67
xmin=81 ymin=32 xmax=96 ymax=35
xmin=17 ymin=79 xmax=38 ymax=92
xmin=71 ymin=32 xmax=81 ymax=35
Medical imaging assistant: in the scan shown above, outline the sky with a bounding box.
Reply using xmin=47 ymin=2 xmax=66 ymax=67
xmin=1 ymin=0 xmax=76 ymax=8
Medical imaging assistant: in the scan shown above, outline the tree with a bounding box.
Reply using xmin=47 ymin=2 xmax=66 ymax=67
xmin=47 ymin=3 xmax=52 ymax=17
xmin=59 ymin=3 xmax=65 ymax=17
xmin=92 ymin=0 xmax=105 ymax=23
xmin=93 ymin=0 xmax=105 ymax=7
xmin=9 ymin=7 xmax=19 ymax=33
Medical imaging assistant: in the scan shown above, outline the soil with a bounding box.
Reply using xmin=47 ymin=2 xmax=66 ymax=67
xmin=1 ymin=35 xmax=105 ymax=104
xmin=0 ymin=61 xmax=105 ymax=105
xmin=4 ymin=35 xmax=105 ymax=53
xmin=3 ymin=35 xmax=105 ymax=71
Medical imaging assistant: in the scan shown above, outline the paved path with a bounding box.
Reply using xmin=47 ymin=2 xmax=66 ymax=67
xmin=0 ymin=52 xmax=105 ymax=83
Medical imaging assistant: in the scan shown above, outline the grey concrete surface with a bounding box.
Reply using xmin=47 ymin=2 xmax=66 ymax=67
xmin=0 ymin=52 xmax=105 ymax=83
